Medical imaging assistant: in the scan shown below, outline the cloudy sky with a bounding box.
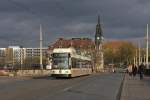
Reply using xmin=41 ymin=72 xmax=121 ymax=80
xmin=0 ymin=0 xmax=149 ymax=47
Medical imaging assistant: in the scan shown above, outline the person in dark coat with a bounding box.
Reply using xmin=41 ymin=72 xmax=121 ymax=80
xmin=138 ymin=63 xmax=144 ymax=80
xmin=132 ymin=64 xmax=137 ymax=77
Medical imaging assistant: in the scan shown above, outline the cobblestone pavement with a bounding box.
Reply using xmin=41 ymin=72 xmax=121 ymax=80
xmin=121 ymin=74 xmax=150 ymax=100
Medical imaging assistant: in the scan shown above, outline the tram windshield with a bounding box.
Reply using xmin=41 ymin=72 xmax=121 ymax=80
xmin=52 ymin=53 xmax=70 ymax=69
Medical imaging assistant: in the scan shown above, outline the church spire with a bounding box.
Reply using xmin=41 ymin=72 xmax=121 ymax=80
xmin=96 ymin=15 xmax=102 ymax=36
xmin=98 ymin=15 xmax=100 ymax=24
xmin=94 ymin=15 xmax=104 ymax=72
xmin=95 ymin=15 xmax=103 ymax=45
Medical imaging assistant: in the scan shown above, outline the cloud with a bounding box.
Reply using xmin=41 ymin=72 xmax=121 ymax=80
xmin=64 ymin=23 xmax=95 ymax=33
xmin=0 ymin=0 xmax=150 ymax=47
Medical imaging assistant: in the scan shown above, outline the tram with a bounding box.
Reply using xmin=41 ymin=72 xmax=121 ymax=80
xmin=51 ymin=48 xmax=92 ymax=77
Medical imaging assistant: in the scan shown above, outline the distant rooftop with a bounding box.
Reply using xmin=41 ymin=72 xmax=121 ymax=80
xmin=48 ymin=37 xmax=94 ymax=50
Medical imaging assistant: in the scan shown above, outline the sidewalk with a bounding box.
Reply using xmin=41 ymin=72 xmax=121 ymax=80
xmin=121 ymin=74 xmax=150 ymax=100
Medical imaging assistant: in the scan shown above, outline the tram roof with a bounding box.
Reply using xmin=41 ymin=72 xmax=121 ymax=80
xmin=53 ymin=48 xmax=91 ymax=61
xmin=53 ymin=47 xmax=76 ymax=54
xmin=72 ymin=55 xmax=91 ymax=61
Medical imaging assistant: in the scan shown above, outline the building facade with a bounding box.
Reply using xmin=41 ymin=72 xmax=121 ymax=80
xmin=0 ymin=48 xmax=6 ymax=68
xmin=24 ymin=48 xmax=47 ymax=58
xmin=23 ymin=48 xmax=48 ymax=69
xmin=0 ymin=46 xmax=48 ymax=69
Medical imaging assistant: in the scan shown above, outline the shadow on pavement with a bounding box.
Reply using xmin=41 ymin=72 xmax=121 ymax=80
xmin=32 ymin=76 xmax=72 ymax=80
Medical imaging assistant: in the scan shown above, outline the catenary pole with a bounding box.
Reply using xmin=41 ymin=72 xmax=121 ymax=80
xmin=146 ymin=24 xmax=149 ymax=69
xmin=40 ymin=24 xmax=43 ymax=70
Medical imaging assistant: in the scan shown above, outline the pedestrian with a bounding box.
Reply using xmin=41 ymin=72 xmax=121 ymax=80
xmin=127 ymin=64 xmax=132 ymax=77
xmin=138 ymin=63 xmax=144 ymax=80
xmin=132 ymin=64 xmax=137 ymax=77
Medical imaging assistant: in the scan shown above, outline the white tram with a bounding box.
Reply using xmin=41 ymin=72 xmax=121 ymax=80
xmin=51 ymin=48 xmax=92 ymax=77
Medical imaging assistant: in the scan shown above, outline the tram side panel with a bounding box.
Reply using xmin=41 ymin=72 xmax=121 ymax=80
xmin=71 ymin=68 xmax=92 ymax=77
xmin=71 ymin=58 xmax=92 ymax=77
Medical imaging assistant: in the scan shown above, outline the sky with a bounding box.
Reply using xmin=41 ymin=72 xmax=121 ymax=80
xmin=0 ymin=0 xmax=150 ymax=47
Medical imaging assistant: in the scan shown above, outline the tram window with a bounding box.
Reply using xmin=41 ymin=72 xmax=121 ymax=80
xmin=71 ymin=58 xmax=81 ymax=68
xmin=71 ymin=58 xmax=75 ymax=68
xmin=76 ymin=60 xmax=80 ymax=68
xmin=71 ymin=58 xmax=92 ymax=68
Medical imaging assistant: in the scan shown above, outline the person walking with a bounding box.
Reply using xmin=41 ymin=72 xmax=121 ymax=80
xmin=132 ymin=64 xmax=137 ymax=77
xmin=128 ymin=64 xmax=133 ymax=77
xmin=138 ymin=63 xmax=144 ymax=80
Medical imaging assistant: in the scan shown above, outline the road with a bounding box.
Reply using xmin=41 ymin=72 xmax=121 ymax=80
xmin=0 ymin=73 xmax=124 ymax=100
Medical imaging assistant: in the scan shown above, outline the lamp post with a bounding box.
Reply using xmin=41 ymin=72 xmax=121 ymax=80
xmin=146 ymin=24 xmax=149 ymax=69
xmin=138 ymin=43 xmax=141 ymax=66
xmin=40 ymin=24 xmax=43 ymax=70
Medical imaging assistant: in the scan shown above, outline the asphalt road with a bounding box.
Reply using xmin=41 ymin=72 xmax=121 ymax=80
xmin=0 ymin=73 xmax=124 ymax=100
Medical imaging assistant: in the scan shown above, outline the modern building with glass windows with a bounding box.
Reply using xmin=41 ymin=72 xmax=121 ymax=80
xmin=0 ymin=46 xmax=48 ymax=69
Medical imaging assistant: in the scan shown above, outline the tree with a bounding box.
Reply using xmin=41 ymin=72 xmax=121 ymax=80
xmin=24 ymin=56 xmax=47 ymax=69
xmin=104 ymin=48 xmax=115 ymax=64
xmin=119 ymin=42 xmax=136 ymax=64
xmin=103 ymin=41 xmax=136 ymax=67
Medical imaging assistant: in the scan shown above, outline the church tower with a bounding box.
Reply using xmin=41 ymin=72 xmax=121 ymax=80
xmin=95 ymin=15 xmax=103 ymax=48
xmin=95 ymin=16 xmax=104 ymax=72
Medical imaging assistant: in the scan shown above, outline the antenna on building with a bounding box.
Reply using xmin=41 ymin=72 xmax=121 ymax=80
xmin=40 ymin=24 xmax=43 ymax=70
